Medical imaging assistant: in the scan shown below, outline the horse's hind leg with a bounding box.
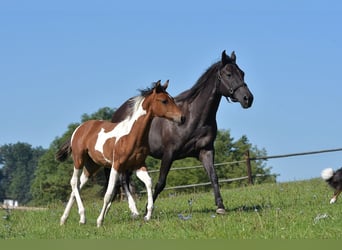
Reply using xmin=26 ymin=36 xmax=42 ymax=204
xmin=60 ymin=167 xmax=88 ymax=225
xmin=77 ymin=171 xmax=89 ymax=223
xmin=136 ymin=167 xmax=153 ymax=221
xmin=121 ymin=173 xmax=139 ymax=218
xmin=61 ymin=167 xmax=80 ymax=225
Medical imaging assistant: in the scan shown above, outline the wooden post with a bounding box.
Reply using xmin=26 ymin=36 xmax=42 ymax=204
xmin=245 ymin=150 xmax=254 ymax=185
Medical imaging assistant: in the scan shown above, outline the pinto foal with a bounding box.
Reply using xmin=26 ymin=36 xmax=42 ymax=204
xmin=56 ymin=80 xmax=184 ymax=227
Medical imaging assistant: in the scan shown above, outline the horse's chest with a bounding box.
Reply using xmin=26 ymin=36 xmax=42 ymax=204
xmin=188 ymin=126 xmax=215 ymax=146
xmin=114 ymin=145 xmax=149 ymax=171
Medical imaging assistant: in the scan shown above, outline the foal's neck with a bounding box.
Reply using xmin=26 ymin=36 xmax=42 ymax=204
xmin=131 ymin=100 xmax=154 ymax=146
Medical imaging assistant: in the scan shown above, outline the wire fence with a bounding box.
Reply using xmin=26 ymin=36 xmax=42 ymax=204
xmin=143 ymin=147 xmax=342 ymax=192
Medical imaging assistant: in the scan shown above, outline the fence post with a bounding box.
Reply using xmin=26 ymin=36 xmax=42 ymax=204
xmin=245 ymin=150 xmax=254 ymax=185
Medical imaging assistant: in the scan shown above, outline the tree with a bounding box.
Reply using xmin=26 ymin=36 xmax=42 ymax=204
xmin=0 ymin=142 xmax=46 ymax=204
xmin=213 ymin=131 xmax=276 ymax=188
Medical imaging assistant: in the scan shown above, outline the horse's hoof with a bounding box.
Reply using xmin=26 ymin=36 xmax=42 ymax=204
xmin=60 ymin=218 xmax=66 ymax=226
xmin=96 ymin=219 xmax=103 ymax=228
xmin=216 ymin=208 xmax=226 ymax=214
xmin=131 ymin=213 xmax=139 ymax=219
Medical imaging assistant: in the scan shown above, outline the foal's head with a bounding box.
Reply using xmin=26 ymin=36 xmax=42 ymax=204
xmin=142 ymin=80 xmax=185 ymax=124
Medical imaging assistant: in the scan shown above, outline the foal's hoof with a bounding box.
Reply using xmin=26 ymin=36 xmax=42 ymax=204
xmin=143 ymin=216 xmax=151 ymax=222
xmin=60 ymin=217 xmax=67 ymax=226
xmin=131 ymin=212 xmax=140 ymax=219
xmin=216 ymin=208 xmax=226 ymax=215
xmin=96 ymin=219 xmax=103 ymax=228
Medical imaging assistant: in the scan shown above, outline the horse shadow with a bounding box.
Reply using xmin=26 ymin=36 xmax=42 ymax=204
xmin=177 ymin=204 xmax=265 ymax=217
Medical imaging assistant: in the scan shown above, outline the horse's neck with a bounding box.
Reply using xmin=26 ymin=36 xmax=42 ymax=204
xmin=187 ymin=77 xmax=222 ymax=126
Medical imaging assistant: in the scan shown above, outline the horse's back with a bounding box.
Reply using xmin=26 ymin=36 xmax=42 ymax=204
xmin=71 ymin=120 xmax=114 ymax=150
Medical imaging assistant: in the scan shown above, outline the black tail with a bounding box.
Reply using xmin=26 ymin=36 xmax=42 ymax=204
xmin=55 ymin=139 xmax=71 ymax=162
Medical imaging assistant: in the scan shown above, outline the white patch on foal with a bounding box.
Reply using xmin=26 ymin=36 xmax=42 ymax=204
xmin=94 ymin=96 xmax=146 ymax=161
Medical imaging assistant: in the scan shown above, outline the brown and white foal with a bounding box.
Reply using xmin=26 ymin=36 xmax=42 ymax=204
xmin=56 ymin=80 xmax=184 ymax=227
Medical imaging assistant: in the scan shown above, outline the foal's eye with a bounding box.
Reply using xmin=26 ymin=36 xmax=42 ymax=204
xmin=227 ymin=73 xmax=232 ymax=78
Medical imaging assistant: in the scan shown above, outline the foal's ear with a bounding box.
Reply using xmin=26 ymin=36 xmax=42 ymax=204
xmin=154 ymin=80 xmax=163 ymax=93
xmin=162 ymin=80 xmax=169 ymax=91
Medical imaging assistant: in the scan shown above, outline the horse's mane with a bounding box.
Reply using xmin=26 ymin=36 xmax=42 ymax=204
xmin=176 ymin=61 xmax=221 ymax=103
xmin=111 ymin=81 xmax=162 ymax=123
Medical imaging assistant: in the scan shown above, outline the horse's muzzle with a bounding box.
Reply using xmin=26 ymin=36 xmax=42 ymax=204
xmin=175 ymin=115 xmax=186 ymax=125
xmin=242 ymin=94 xmax=254 ymax=108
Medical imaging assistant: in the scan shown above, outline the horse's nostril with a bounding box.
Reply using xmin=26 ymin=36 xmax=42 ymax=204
xmin=181 ymin=116 xmax=186 ymax=124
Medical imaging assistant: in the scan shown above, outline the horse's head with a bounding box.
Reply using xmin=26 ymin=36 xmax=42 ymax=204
xmin=147 ymin=80 xmax=185 ymax=124
xmin=217 ymin=50 xmax=254 ymax=108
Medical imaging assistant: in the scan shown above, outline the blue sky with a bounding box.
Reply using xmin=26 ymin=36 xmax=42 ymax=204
xmin=1 ymin=0 xmax=342 ymax=182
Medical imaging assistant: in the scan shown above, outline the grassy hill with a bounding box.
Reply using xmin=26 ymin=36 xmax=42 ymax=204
xmin=1 ymin=178 xmax=341 ymax=239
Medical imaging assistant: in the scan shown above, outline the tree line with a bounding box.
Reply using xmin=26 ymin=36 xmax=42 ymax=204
xmin=0 ymin=107 xmax=276 ymax=205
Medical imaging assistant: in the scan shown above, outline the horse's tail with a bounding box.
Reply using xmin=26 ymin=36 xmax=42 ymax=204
xmin=55 ymin=139 xmax=72 ymax=162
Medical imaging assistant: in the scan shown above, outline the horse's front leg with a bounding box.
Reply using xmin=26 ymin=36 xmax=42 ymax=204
xmin=136 ymin=166 xmax=153 ymax=221
xmin=152 ymin=151 xmax=173 ymax=203
xmin=97 ymin=167 xmax=118 ymax=227
xmin=199 ymin=149 xmax=226 ymax=214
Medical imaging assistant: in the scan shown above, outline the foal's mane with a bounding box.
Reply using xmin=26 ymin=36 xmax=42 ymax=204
xmin=111 ymin=81 xmax=163 ymax=123
xmin=176 ymin=61 xmax=221 ymax=103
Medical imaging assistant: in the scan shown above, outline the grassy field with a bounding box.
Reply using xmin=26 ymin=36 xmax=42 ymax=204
xmin=1 ymin=178 xmax=341 ymax=239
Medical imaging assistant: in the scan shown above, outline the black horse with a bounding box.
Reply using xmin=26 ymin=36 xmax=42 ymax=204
xmin=109 ymin=50 xmax=254 ymax=214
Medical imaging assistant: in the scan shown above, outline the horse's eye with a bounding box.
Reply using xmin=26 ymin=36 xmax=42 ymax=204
xmin=161 ymin=99 xmax=168 ymax=104
xmin=227 ymin=73 xmax=232 ymax=78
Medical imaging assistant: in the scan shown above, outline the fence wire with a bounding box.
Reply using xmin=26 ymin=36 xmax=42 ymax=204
xmin=143 ymin=147 xmax=342 ymax=192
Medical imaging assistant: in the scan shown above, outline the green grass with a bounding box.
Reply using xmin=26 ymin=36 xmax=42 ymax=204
xmin=1 ymin=178 xmax=341 ymax=239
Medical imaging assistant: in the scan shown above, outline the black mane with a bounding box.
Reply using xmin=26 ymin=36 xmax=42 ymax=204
xmin=111 ymin=98 xmax=134 ymax=123
xmin=176 ymin=62 xmax=220 ymax=103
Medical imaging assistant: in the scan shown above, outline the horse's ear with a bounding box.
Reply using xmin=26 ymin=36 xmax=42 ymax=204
xmin=221 ymin=50 xmax=229 ymax=65
xmin=154 ymin=80 xmax=162 ymax=93
xmin=230 ymin=51 xmax=236 ymax=63
xmin=162 ymin=80 xmax=169 ymax=91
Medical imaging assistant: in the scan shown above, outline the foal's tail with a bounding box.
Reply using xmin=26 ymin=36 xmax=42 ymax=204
xmin=55 ymin=139 xmax=72 ymax=162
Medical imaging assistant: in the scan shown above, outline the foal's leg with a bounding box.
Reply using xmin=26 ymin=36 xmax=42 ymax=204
xmin=97 ymin=167 xmax=118 ymax=227
xmin=122 ymin=174 xmax=139 ymax=218
xmin=136 ymin=167 xmax=153 ymax=221
xmin=60 ymin=168 xmax=88 ymax=225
